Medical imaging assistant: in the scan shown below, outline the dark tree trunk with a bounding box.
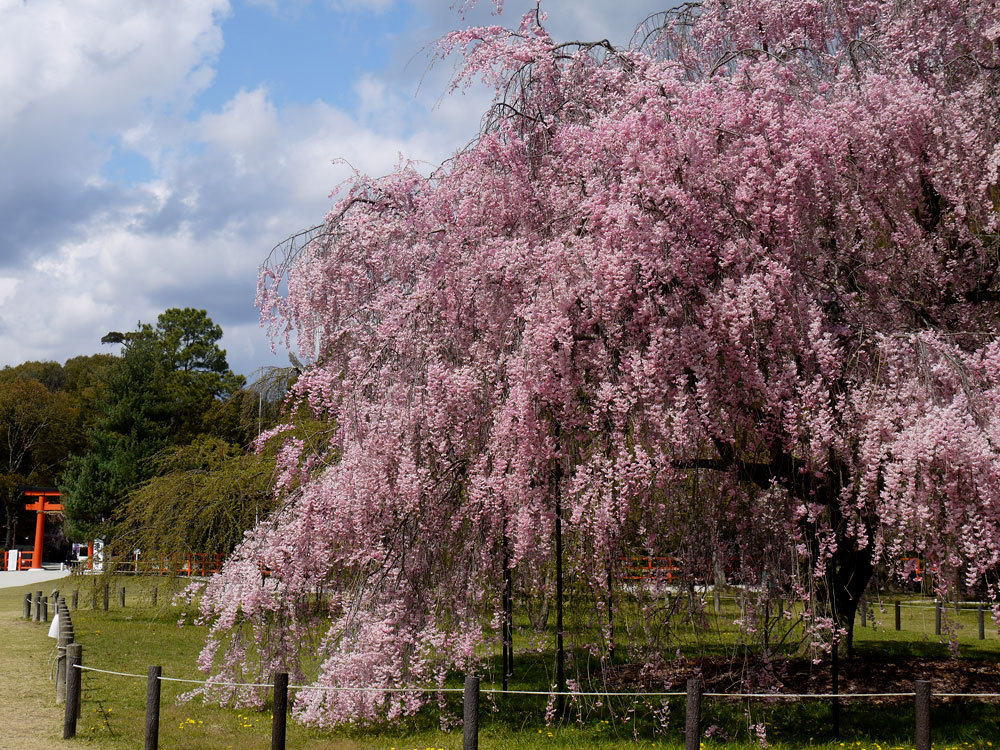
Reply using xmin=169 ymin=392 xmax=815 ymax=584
xmin=606 ymin=563 xmax=614 ymax=660
xmin=554 ymin=490 xmax=565 ymax=717
xmin=502 ymin=532 xmax=513 ymax=690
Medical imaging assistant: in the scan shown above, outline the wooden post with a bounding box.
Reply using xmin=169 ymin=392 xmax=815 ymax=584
xmin=72 ymin=589 xmax=78 ymax=610
xmin=63 ymin=643 xmax=82 ymax=739
xmin=152 ymin=586 xmax=158 ymax=607
xmin=103 ymin=583 xmax=109 ymax=612
xmin=915 ymin=679 xmax=931 ymax=750
xmin=42 ymin=596 xmax=48 ymax=623
xmin=935 ymin=601 xmax=942 ymax=636
xmin=463 ymin=675 xmax=480 ymax=750
xmin=33 ymin=590 xmax=42 ymax=622
xmin=22 ymin=593 xmax=31 ymax=619
xmin=978 ymin=605 xmax=985 ymax=640
xmin=120 ymin=586 xmax=125 ymax=608
xmin=145 ymin=666 xmax=161 ymax=750
xmin=271 ymin=672 xmax=288 ymax=750
xmin=56 ymin=616 xmax=72 ymax=703
xmin=685 ymin=678 xmax=702 ymax=750
xmin=831 ymin=637 xmax=840 ymax=739
xmin=895 ymin=600 xmax=901 ymax=631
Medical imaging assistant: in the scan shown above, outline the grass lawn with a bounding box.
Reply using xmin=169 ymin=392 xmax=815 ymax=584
xmin=6 ymin=574 xmax=1000 ymax=748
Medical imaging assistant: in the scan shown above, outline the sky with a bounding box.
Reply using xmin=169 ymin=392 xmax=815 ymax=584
xmin=0 ymin=0 xmax=664 ymax=379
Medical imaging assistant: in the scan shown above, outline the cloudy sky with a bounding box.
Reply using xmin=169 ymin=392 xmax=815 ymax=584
xmin=0 ymin=0 xmax=663 ymax=378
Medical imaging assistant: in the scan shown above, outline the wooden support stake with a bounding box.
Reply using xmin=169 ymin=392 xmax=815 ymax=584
xmin=120 ymin=586 xmax=125 ymax=608
xmin=685 ymin=678 xmax=702 ymax=750
xmin=42 ymin=596 xmax=48 ymax=623
xmin=63 ymin=643 xmax=82 ymax=739
xmin=145 ymin=666 xmax=161 ymax=750
xmin=934 ymin=601 xmax=942 ymax=636
xmin=33 ymin=591 xmax=42 ymax=622
xmin=831 ymin=638 xmax=840 ymax=740
xmin=978 ymin=605 xmax=985 ymax=640
xmin=271 ymin=672 xmax=288 ymax=750
xmin=463 ymin=675 xmax=479 ymax=750
xmin=895 ymin=600 xmax=901 ymax=631
xmin=915 ymin=680 xmax=931 ymax=750
xmin=103 ymin=583 xmax=109 ymax=612
xmin=22 ymin=593 xmax=30 ymax=619
xmin=56 ymin=618 xmax=71 ymax=703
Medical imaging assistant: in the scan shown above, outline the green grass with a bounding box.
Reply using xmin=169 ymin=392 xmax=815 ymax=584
xmin=29 ymin=576 xmax=1000 ymax=748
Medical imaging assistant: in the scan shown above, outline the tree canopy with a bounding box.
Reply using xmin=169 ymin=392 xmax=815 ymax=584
xmin=0 ymin=375 xmax=78 ymax=547
xmin=61 ymin=308 xmax=244 ymax=539
xmin=197 ymin=0 xmax=1000 ymax=724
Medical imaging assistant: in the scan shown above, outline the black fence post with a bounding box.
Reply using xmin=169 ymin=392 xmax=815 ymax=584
xmin=145 ymin=666 xmax=161 ymax=750
xmin=934 ymin=601 xmax=942 ymax=635
xmin=463 ymin=675 xmax=480 ymax=750
xmin=685 ymin=678 xmax=702 ymax=750
xmin=271 ymin=672 xmax=288 ymax=750
xmin=915 ymin=680 xmax=931 ymax=750
xmin=120 ymin=586 xmax=126 ymax=608
xmin=63 ymin=643 xmax=82 ymax=739
xmin=895 ymin=600 xmax=901 ymax=631
xmin=831 ymin=638 xmax=840 ymax=739
xmin=978 ymin=604 xmax=985 ymax=640
xmin=103 ymin=583 xmax=109 ymax=612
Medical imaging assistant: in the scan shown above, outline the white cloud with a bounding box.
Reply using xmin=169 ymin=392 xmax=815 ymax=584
xmin=0 ymin=0 xmax=664 ymax=376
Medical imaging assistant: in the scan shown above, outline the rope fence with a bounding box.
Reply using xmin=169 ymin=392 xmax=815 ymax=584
xmin=25 ymin=583 xmax=1000 ymax=750
xmin=64 ymin=660 xmax=988 ymax=750
xmin=70 ymin=662 xmax=1000 ymax=699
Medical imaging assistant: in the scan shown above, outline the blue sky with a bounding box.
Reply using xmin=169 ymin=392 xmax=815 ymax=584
xmin=0 ymin=0 xmax=664 ymax=378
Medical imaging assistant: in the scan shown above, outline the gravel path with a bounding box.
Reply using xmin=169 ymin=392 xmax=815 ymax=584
xmin=0 ymin=565 xmax=71 ymax=589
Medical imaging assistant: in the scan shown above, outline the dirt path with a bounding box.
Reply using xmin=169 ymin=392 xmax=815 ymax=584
xmin=0 ymin=581 xmax=76 ymax=749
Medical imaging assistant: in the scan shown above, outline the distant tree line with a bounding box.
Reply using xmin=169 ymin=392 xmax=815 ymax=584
xmin=0 ymin=307 xmax=307 ymax=563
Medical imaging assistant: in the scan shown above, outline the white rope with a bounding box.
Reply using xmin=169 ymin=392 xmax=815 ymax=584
xmin=703 ymin=692 xmax=914 ymax=699
xmin=936 ymin=692 xmax=1000 ymax=698
xmin=70 ymin=665 xmax=1000 ymax=700
xmin=159 ymin=676 xmax=274 ymax=688
xmin=75 ymin=665 xmax=146 ymax=679
xmin=482 ymin=689 xmax=685 ymax=697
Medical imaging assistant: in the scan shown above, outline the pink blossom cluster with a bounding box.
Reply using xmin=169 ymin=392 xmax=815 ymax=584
xmin=203 ymin=0 xmax=1000 ymax=725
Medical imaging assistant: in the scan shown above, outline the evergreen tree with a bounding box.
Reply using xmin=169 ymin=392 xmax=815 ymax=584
xmin=60 ymin=330 xmax=172 ymax=539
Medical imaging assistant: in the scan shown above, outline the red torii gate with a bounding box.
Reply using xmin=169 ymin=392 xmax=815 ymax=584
xmin=23 ymin=488 xmax=63 ymax=570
